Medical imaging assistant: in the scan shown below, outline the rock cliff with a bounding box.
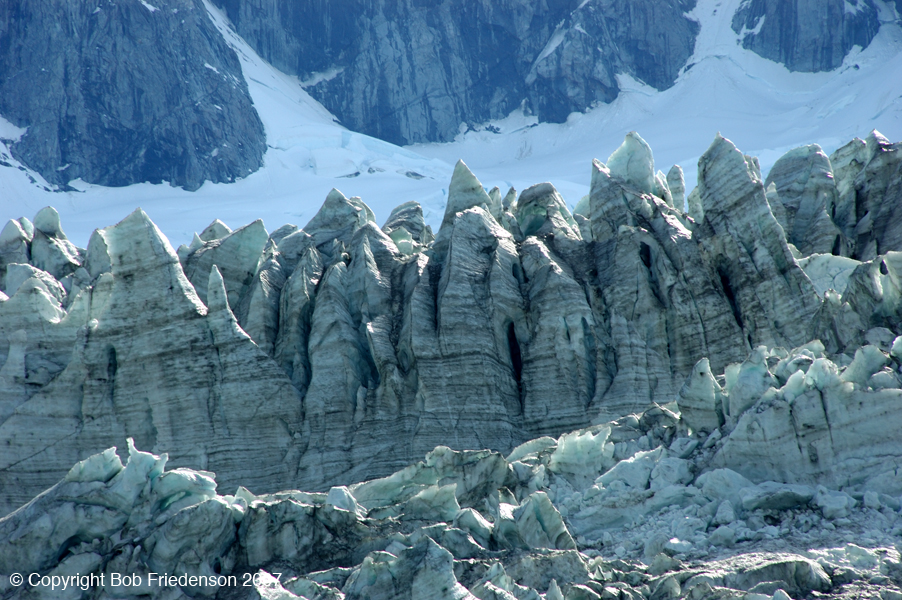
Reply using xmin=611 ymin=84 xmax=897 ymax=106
xmin=1 ymin=0 xmax=892 ymax=184
xmin=731 ymin=0 xmax=881 ymax=72
xmin=0 ymin=0 xmax=265 ymax=190
xmin=1 ymin=131 xmax=901 ymax=520
xmin=212 ymin=0 xmax=889 ymax=144
xmin=213 ymin=0 xmax=699 ymax=144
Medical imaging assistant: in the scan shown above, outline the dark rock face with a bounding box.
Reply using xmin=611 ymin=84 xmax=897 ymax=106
xmin=529 ymin=0 xmax=699 ymax=123
xmin=0 ymin=0 xmax=265 ymax=191
xmin=731 ymin=0 xmax=880 ymax=72
xmin=214 ymin=0 xmax=699 ymax=145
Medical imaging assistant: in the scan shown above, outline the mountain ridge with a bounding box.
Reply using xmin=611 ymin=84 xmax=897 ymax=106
xmin=0 ymin=0 xmax=897 ymax=196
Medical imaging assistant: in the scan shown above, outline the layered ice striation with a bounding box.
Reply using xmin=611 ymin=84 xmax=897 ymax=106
xmin=4 ymin=354 xmax=902 ymax=599
xmin=1 ymin=130 xmax=902 ymax=533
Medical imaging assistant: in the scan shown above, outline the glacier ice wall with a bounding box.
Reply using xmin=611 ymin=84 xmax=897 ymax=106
xmin=0 ymin=131 xmax=900 ymax=520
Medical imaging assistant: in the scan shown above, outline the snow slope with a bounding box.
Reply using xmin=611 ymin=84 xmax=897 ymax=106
xmin=1 ymin=0 xmax=901 ymax=247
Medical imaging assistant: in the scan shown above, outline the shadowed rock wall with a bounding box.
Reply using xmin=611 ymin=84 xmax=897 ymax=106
xmin=731 ymin=0 xmax=881 ymax=72
xmin=213 ymin=0 xmax=699 ymax=144
xmin=0 ymin=0 xmax=265 ymax=190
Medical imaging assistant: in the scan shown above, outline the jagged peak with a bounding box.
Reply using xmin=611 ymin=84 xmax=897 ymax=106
xmin=700 ymin=133 xmax=749 ymax=184
xmin=207 ymin=265 xmax=230 ymax=314
xmin=96 ymin=208 xmax=209 ymax=317
xmin=0 ymin=276 xmax=66 ymax=323
xmin=3 ymin=132 xmax=902 ymax=593
xmin=16 ymin=217 xmax=34 ymax=241
xmin=382 ymin=201 xmax=432 ymax=254
xmin=573 ymin=194 xmax=590 ymax=218
xmin=33 ymin=206 xmax=65 ymax=239
xmin=350 ymin=196 xmax=376 ymax=221
xmin=118 ymin=207 xmax=154 ymax=228
xmin=667 ymin=164 xmax=686 ymax=209
xmin=0 ymin=220 xmax=28 ymax=246
xmin=190 ymin=232 xmax=204 ymax=252
xmin=441 ymin=160 xmax=492 ymax=229
xmin=590 ymin=158 xmax=610 ymax=183
xmin=867 ymin=128 xmax=890 ymax=145
xmin=229 ymin=218 xmax=268 ymax=240
xmin=107 ymin=208 xmax=181 ymax=266
xmin=515 ymin=182 xmax=580 ymax=239
xmin=449 ymin=206 xmax=513 ymax=245
xmin=430 ymin=160 xmax=497 ymax=257
xmin=351 ymin=220 xmax=399 ymax=256
xmin=385 ymin=200 xmax=423 ymax=222
xmin=502 ymin=187 xmax=517 ymax=211
xmin=85 ymin=230 xmax=112 ymax=280
xmin=487 ymin=186 xmax=503 ymax=220
xmin=383 ymin=201 xmax=426 ymax=234
xmin=606 ymin=131 xmax=656 ymax=196
xmin=304 ymin=189 xmax=376 ymax=240
xmin=269 ymin=223 xmax=300 ymax=246
xmin=199 ymin=219 xmax=232 ymax=242
xmin=865 ymin=128 xmax=893 ymax=160
xmin=698 ymin=134 xmax=770 ymax=216
xmin=326 ymin=187 xmax=348 ymax=204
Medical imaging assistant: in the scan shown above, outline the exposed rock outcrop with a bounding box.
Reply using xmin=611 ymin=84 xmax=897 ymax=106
xmin=0 ymin=0 xmax=265 ymax=190
xmin=213 ymin=0 xmax=699 ymax=144
xmin=732 ymin=0 xmax=881 ymax=72
xmin=525 ymin=0 xmax=700 ymax=125
xmin=211 ymin=0 xmax=885 ymax=145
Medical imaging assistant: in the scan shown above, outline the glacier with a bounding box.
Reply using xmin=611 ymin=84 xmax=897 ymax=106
xmin=2 ymin=129 xmax=902 ymax=597
xmin=3 ymin=336 xmax=902 ymax=598
xmin=1 ymin=1 xmax=901 ymax=597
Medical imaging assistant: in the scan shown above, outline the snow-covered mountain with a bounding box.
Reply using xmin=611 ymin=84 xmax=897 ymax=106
xmin=3 ymin=125 xmax=902 ymax=600
xmin=415 ymin=0 xmax=902 ymax=209
xmin=0 ymin=0 xmax=900 ymax=249
xmin=4 ymin=3 xmax=902 ymax=598
xmin=211 ymin=0 xmax=883 ymax=144
xmin=0 ymin=0 xmax=452 ymax=248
